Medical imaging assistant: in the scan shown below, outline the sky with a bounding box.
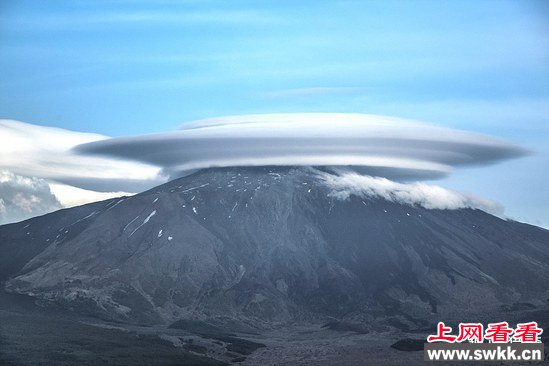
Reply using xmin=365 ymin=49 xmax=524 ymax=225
xmin=0 ymin=0 xmax=548 ymax=227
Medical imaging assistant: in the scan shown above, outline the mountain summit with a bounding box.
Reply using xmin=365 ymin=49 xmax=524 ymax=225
xmin=1 ymin=167 xmax=548 ymax=330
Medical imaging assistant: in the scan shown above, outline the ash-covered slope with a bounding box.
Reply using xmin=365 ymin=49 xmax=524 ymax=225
xmin=1 ymin=167 xmax=548 ymax=329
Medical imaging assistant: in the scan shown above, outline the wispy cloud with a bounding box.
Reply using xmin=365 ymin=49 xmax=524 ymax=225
xmin=317 ymin=169 xmax=504 ymax=215
xmin=48 ymin=183 xmax=131 ymax=209
xmin=260 ymin=87 xmax=367 ymax=100
xmin=362 ymin=98 xmax=549 ymax=134
xmin=3 ymin=9 xmax=283 ymax=30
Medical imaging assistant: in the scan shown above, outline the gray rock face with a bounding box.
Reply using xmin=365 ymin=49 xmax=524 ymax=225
xmin=1 ymin=167 xmax=548 ymax=328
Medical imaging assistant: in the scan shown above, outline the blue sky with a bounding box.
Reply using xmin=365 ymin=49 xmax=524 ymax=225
xmin=1 ymin=0 xmax=548 ymax=226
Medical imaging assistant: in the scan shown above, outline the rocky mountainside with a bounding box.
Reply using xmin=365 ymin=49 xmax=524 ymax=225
xmin=1 ymin=167 xmax=548 ymax=330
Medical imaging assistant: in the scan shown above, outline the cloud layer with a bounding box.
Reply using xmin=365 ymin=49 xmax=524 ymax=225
xmin=0 ymin=114 xmax=527 ymax=223
xmin=77 ymin=113 xmax=527 ymax=181
xmin=0 ymin=119 xmax=161 ymax=192
xmin=317 ymin=169 xmax=504 ymax=215
xmin=0 ymin=119 xmax=160 ymax=223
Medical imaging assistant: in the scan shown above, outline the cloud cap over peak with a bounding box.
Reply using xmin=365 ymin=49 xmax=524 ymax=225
xmin=76 ymin=113 xmax=527 ymax=181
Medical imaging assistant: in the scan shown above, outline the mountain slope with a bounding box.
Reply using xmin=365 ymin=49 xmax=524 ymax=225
xmin=1 ymin=167 xmax=548 ymax=329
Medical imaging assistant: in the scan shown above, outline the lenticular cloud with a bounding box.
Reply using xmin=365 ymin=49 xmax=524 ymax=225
xmin=76 ymin=113 xmax=527 ymax=181
xmin=0 ymin=119 xmax=161 ymax=192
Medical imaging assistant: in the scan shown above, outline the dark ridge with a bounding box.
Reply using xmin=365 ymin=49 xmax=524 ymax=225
xmin=390 ymin=339 xmax=425 ymax=352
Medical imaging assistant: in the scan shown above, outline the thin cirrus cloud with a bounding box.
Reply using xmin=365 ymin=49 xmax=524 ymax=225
xmin=76 ymin=113 xmax=528 ymax=182
xmin=3 ymin=9 xmax=282 ymax=30
xmin=260 ymin=87 xmax=367 ymax=100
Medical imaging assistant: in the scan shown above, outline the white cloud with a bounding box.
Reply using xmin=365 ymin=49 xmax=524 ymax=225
xmin=317 ymin=169 xmax=504 ymax=215
xmin=0 ymin=119 xmax=162 ymax=192
xmin=0 ymin=114 xmax=526 ymax=222
xmin=78 ymin=113 xmax=526 ymax=181
xmin=48 ymin=183 xmax=132 ymax=208
xmin=0 ymin=198 xmax=6 ymax=215
xmin=0 ymin=119 xmax=162 ymax=222
xmin=0 ymin=170 xmax=62 ymax=224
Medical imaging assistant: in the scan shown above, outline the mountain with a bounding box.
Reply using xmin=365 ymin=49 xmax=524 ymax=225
xmin=2 ymin=166 xmax=549 ymax=334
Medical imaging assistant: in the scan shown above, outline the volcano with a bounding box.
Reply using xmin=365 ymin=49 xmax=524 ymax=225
xmin=1 ymin=167 xmax=548 ymax=365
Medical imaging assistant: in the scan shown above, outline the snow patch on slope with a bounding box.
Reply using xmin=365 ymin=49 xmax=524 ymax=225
xmin=129 ymin=210 xmax=156 ymax=236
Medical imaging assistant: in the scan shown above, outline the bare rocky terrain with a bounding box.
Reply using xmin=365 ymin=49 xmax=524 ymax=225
xmin=1 ymin=167 xmax=548 ymax=365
